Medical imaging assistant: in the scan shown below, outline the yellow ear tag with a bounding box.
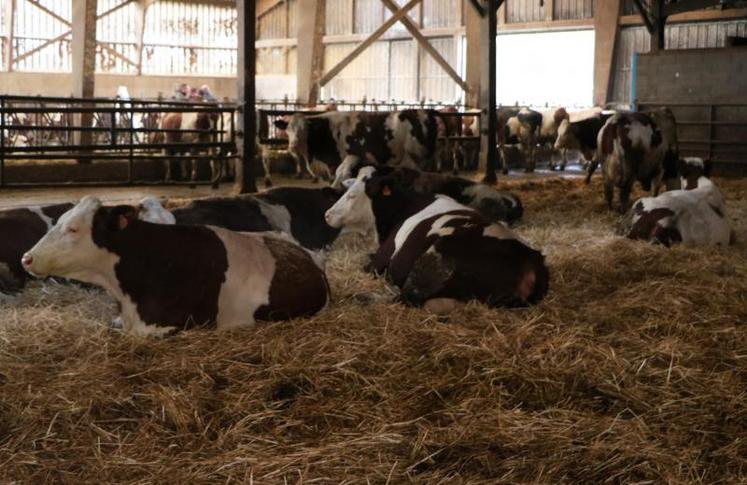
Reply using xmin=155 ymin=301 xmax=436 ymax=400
xmin=118 ymin=215 xmax=130 ymax=230
xmin=382 ymin=186 xmax=392 ymax=196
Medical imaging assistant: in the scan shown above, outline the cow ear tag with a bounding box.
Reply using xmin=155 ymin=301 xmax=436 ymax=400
xmin=118 ymin=215 xmax=130 ymax=230
xmin=382 ymin=186 xmax=392 ymax=196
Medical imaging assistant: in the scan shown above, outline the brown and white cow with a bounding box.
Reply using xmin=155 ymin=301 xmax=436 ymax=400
xmin=594 ymin=112 xmax=678 ymax=212
xmin=554 ymin=112 xmax=614 ymax=176
xmin=21 ymin=196 xmax=330 ymax=336
xmin=324 ymin=168 xmax=548 ymax=312
xmin=160 ymin=111 xmax=220 ymax=186
xmin=538 ymin=107 xmax=571 ymax=171
xmin=498 ymin=107 xmax=544 ymax=174
xmin=273 ymin=109 xmax=439 ymax=188
xmin=619 ymin=158 xmax=733 ymax=246
xmin=0 ymin=203 xmax=73 ymax=297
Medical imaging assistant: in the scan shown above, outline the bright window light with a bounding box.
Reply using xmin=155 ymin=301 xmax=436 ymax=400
xmin=497 ymin=29 xmax=595 ymax=109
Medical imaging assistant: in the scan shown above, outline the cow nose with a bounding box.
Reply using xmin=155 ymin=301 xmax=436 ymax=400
xmin=21 ymin=254 xmax=33 ymax=267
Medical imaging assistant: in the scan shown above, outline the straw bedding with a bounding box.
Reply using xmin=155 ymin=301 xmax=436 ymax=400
xmin=1 ymin=176 xmax=746 ymax=483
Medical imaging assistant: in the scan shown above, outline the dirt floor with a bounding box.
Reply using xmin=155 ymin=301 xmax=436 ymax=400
xmin=0 ymin=172 xmax=746 ymax=483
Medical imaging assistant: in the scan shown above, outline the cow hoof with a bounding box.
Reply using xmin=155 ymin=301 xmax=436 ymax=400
xmin=265 ymin=178 xmax=273 ymax=188
xmin=312 ymin=176 xmax=320 ymax=184
xmin=501 ymin=169 xmax=509 ymax=175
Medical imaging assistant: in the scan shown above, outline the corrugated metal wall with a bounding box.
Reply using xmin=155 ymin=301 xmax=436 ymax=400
xmin=419 ymin=37 xmax=459 ymax=102
xmin=621 ymin=0 xmax=649 ymax=16
xmin=554 ymin=0 xmax=595 ymax=20
xmin=611 ymin=19 xmax=747 ymax=104
xmin=325 ymin=0 xmax=353 ymax=35
xmin=423 ymin=0 xmax=461 ymax=28
xmin=506 ymin=0 xmax=546 ymax=23
xmin=389 ymin=39 xmax=417 ymax=101
xmin=322 ymin=41 xmax=390 ymax=101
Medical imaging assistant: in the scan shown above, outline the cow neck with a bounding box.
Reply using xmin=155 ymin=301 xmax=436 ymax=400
xmin=371 ymin=190 xmax=435 ymax=245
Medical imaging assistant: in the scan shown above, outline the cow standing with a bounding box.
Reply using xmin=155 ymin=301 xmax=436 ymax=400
xmin=554 ymin=112 xmax=614 ymax=179
xmin=272 ymin=109 xmax=439 ymax=188
xmin=160 ymin=110 xmax=220 ymax=186
xmin=499 ymin=107 xmax=543 ymax=173
xmin=595 ymin=112 xmax=676 ymax=212
xmin=22 ymin=197 xmax=330 ymax=336
xmin=619 ymin=158 xmax=733 ymax=246
xmin=324 ymin=168 xmax=549 ymax=312
xmin=538 ymin=107 xmax=571 ymax=171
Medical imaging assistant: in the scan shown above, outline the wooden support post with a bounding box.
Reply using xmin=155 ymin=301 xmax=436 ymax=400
xmin=479 ymin=0 xmax=501 ymax=184
xmin=234 ymin=0 xmax=257 ymax=194
xmin=464 ymin=0 xmax=481 ymax=107
xmin=651 ymin=0 xmax=667 ymax=53
xmin=71 ymin=0 xmax=97 ymax=155
xmin=593 ymin=0 xmax=620 ymax=106
xmin=134 ymin=0 xmax=148 ymax=76
xmin=296 ymin=0 xmax=325 ymax=105
xmin=3 ymin=0 xmax=14 ymax=71
xmin=545 ymin=0 xmax=555 ymax=21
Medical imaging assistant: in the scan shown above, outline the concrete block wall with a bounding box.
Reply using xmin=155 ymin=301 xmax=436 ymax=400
xmin=637 ymin=47 xmax=747 ymax=103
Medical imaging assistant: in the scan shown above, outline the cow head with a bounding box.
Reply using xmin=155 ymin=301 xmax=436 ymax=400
xmin=138 ymin=197 xmax=176 ymax=224
xmin=678 ymin=157 xmax=712 ymax=190
xmin=324 ymin=166 xmax=378 ymax=233
xmin=21 ymin=197 xmax=135 ymax=281
xmin=554 ymin=119 xmax=579 ymax=151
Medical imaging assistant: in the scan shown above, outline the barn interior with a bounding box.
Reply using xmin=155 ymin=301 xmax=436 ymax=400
xmin=1 ymin=0 xmax=747 ymax=482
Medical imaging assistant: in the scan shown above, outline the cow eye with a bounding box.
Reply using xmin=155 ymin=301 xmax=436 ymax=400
xmin=67 ymin=226 xmax=78 ymax=234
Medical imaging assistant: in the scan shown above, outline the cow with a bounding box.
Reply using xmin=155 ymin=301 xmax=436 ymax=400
xmin=458 ymin=112 xmax=481 ymax=173
xmin=324 ymin=168 xmax=549 ymax=312
xmin=160 ymin=110 xmax=221 ymax=186
xmin=272 ymin=109 xmax=439 ymax=189
xmin=435 ymin=105 xmax=461 ymax=174
xmin=554 ymin=112 xmax=614 ymax=178
xmin=499 ymin=107 xmax=543 ymax=173
xmin=347 ymin=160 xmax=523 ymax=225
xmin=21 ymin=196 xmax=330 ymax=336
xmin=538 ymin=107 xmax=571 ymax=171
xmin=153 ymin=187 xmax=343 ymax=252
xmin=619 ymin=158 xmax=733 ymax=246
xmin=593 ymin=112 xmax=677 ymax=212
xmin=0 ymin=203 xmax=74 ymax=297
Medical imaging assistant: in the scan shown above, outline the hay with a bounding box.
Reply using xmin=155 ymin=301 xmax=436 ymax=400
xmin=1 ymin=176 xmax=746 ymax=483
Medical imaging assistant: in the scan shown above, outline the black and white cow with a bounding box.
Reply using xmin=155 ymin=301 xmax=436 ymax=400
xmin=162 ymin=186 xmax=343 ymax=251
xmin=594 ymin=112 xmax=678 ymax=212
xmin=0 ymin=203 xmax=73 ymax=297
xmin=21 ymin=196 xmax=330 ymax=336
xmin=538 ymin=107 xmax=571 ymax=171
xmin=619 ymin=158 xmax=733 ymax=246
xmin=554 ymin=112 xmax=614 ymax=176
xmin=324 ymin=168 xmax=549 ymax=311
xmin=273 ymin=110 xmax=439 ymax=188
xmin=348 ymin=161 xmax=523 ymax=225
xmin=500 ymin=107 xmax=543 ymax=173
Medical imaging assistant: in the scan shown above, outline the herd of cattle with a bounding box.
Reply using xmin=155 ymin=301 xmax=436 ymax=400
xmin=0 ymin=121 xmax=735 ymax=335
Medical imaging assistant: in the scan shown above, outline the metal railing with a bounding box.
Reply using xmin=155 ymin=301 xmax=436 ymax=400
xmin=0 ymin=94 xmax=237 ymax=188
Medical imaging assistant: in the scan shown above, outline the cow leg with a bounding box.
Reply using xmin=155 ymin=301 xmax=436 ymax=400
xmin=525 ymin=143 xmax=536 ymax=173
xmin=332 ymin=155 xmax=359 ymax=189
xmin=604 ymin=181 xmax=614 ymax=210
xmin=499 ymin=145 xmax=509 ymax=175
xmin=164 ymin=150 xmax=172 ymax=181
xmin=304 ymin=156 xmax=319 ymax=183
xmin=619 ymin=182 xmax=633 ymax=214
xmin=263 ymin=153 xmax=273 ymax=188
xmin=585 ymin=159 xmax=599 ymax=185
xmin=210 ymin=148 xmax=221 ymax=190
xmin=559 ymin=149 xmax=568 ymax=171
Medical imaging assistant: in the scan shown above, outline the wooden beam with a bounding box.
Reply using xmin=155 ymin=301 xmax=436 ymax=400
xmin=632 ymin=0 xmax=654 ymax=33
xmin=235 ymin=0 xmax=257 ymax=194
xmin=468 ymin=0 xmax=485 ymax=17
xmin=650 ymin=0 xmax=666 ymax=53
xmin=593 ymin=0 xmax=620 ymax=106
xmin=496 ymin=17 xmax=593 ymax=31
xmin=71 ymin=0 xmax=97 ymax=152
xmin=545 ymin=0 xmax=555 ymax=21
xmin=134 ymin=0 xmax=147 ymax=75
xmin=620 ymin=7 xmax=747 ymax=24
xmin=257 ymin=0 xmax=283 ymax=18
xmin=27 ymin=0 xmax=71 ymax=26
xmin=3 ymin=0 xmax=16 ymax=71
xmin=464 ymin=0 xmax=481 ymax=106
xmin=296 ymin=0 xmax=325 ymax=105
xmin=99 ymin=42 xmax=138 ymax=67
xmin=663 ymin=0 xmax=727 ymax=16
xmin=96 ymin=0 xmax=136 ymax=20
xmin=479 ymin=0 xmax=502 ymax=184
xmin=380 ymin=0 xmax=470 ymax=93
xmin=12 ymin=31 xmax=71 ymax=64
xmin=319 ymin=0 xmax=422 ymax=87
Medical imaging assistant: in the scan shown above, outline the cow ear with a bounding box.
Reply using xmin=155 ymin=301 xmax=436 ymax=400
xmin=106 ymin=205 xmax=138 ymax=232
xmin=273 ymin=119 xmax=289 ymax=130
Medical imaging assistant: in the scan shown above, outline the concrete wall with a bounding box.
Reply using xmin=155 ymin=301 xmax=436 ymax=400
xmin=0 ymin=72 xmax=296 ymax=101
xmin=637 ymin=47 xmax=747 ymax=103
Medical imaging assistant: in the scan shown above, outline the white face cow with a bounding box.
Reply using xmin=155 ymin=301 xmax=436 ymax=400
xmin=137 ymin=196 xmax=176 ymax=224
xmin=22 ymin=196 xmax=112 ymax=283
xmin=324 ymin=166 xmax=377 ymax=234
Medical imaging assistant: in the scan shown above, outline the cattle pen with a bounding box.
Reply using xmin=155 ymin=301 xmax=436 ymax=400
xmin=2 ymin=0 xmax=747 ymax=483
